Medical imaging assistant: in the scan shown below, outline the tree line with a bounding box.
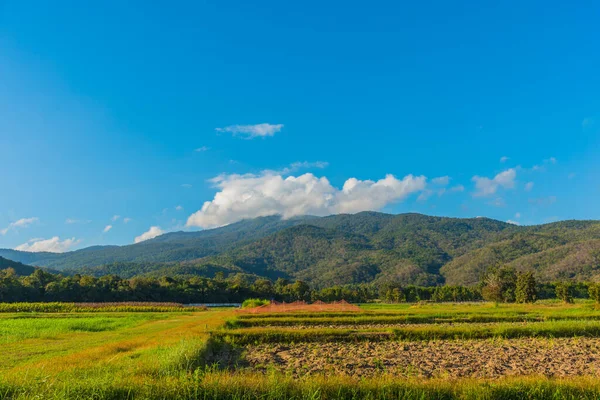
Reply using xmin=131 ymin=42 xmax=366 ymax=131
xmin=1 ymin=267 xmax=599 ymax=304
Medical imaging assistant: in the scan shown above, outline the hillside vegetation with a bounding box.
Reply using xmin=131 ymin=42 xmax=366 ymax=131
xmin=0 ymin=256 xmax=38 ymax=276
xmin=1 ymin=213 xmax=600 ymax=286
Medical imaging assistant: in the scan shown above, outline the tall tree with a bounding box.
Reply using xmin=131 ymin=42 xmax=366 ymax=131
xmin=515 ymin=271 xmax=537 ymax=303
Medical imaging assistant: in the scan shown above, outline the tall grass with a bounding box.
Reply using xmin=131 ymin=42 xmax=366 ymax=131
xmin=3 ymin=373 xmax=600 ymax=399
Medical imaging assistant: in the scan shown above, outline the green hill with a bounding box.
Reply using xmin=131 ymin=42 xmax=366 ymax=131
xmin=0 ymin=216 xmax=315 ymax=270
xmin=0 ymin=256 xmax=38 ymax=276
xmin=2 ymin=213 xmax=600 ymax=286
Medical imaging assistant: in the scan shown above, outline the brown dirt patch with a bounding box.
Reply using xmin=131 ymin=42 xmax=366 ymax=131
xmin=245 ymin=338 xmax=600 ymax=378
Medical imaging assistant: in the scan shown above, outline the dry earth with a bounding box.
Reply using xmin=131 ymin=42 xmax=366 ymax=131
xmin=245 ymin=338 xmax=600 ymax=378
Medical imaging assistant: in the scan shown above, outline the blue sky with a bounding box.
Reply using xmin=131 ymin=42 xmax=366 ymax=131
xmin=1 ymin=1 xmax=599 ymax=252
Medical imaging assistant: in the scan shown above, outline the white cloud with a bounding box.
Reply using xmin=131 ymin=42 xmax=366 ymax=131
xmin=103 ymin=225 xmax=113 ymax=233
xmin=267 ymin=161 xmax=329 ymax=175
xmin=515 ymin=212 xmax=521 ymax=219
xmin=216 ymin=123 xmax=283 ymax=139
xmin=123 ymin=217 xmax=132 ymax=223
xmin=488 ymin=197 xmax=506 ymax=207
xmin=416 ymin=177 xmax=460 ymax=202
xmin=134 ymin=226 xmax=164 ymax=243
xmin=531 ymin=157 xmax=557 ymax=173
xmin=472 ymin=168 xmax=516 ymax=197
xmin=175 ymin=205 xmax=183 ymax=211
xmin=65 ymin=218 xmax=91 ymax=224
xmin=431 ymin=176 xmax=450 ymax=185
xmin=500 ymin=156 xmax=509 ymax=163
xmin=187 ymin=172 xmax=426 ymax=228
xmin=181 ymin=184 xmax=192 ymax=189
xmin=111 ymin=215 xmax=121 ymax=222
xmin=524 ymin=181 xmax=534 ymax=192
xmin=417 ymin=190 xmax=434 ymax=202
xmin=529 ymin=196 xmax=557 ymax=206
xmin=583 ymin=117 xmax=595 ymax=130
xmin=506 ymin=220 xmax=520 ymax=225
xmin=195 ymin=146 xmax=210 ymax=152
xmin=1 ymin=217 xmax=39 ymax=235
xmin=15 ymin=237 xmax=80 ymax=253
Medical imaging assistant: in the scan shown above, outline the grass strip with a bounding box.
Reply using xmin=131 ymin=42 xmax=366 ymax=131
xmin=0 ymin=302 xmax=206 ymax=313
xmin=216 ymin=320 xmax=600 ymax=344
xmin=228 ymin=313 xmax=600 ymax=328
xmin=2 ymin=373 xmax=600 ymax=399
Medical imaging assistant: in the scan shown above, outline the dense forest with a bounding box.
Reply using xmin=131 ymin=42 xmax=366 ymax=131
xmin=1 ymin=213 xmax=599 ymax=288
xmin=0 ymin=266 xmax=594 ymax=304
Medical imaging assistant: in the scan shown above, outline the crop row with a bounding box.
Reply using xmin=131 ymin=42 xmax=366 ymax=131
xmin=228 ymin=313 xmax=600 ymax=328
xmin=0 ymin=302 xmax=207 ymax=313
xmin=215 ymin=320 xmax=600 ymax=345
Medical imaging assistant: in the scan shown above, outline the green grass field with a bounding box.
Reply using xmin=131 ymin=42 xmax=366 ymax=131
xmin=3 ymin=302 xmax=600 ymax=399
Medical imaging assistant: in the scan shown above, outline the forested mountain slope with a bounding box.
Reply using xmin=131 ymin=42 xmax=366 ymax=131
xmin=0 ymin=216 xmax=314 ymax=270
xmin=1 ymin=213 xmax=599 ymax=286
xmin=0 ymin=256 xmax=38 ymax=276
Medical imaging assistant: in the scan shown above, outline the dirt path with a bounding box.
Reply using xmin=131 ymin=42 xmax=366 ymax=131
xmin=246 ymin=338 xmax=600 ymax=378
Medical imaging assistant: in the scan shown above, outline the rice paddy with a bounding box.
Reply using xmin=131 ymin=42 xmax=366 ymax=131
xmin=3 ymin=301 xmax=600 ymax=399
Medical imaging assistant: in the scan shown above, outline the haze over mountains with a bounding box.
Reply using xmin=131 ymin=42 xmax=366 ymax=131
xmin=1 ymin=212 xmax=599 ymax=287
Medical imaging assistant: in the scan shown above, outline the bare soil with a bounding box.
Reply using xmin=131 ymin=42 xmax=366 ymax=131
xmin=244 ymin=338 xmax=600 ymax=378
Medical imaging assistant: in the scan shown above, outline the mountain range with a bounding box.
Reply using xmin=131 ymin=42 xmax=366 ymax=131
xmin=1 ymin=212 xmax=599 ymax=287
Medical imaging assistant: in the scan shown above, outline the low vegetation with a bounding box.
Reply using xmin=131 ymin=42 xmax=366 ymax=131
xmin=3 ymin=301 xmax=600 ymax=398
xmin=0 ymin=302 xmax=199 ymax=313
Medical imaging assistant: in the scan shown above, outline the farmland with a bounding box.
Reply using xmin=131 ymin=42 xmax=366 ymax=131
xmin=3 ymin=302 xmax=600 ymax=399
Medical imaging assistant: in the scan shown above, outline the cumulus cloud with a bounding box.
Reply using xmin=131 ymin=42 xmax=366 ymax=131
xmin=187 ymin=172 xmax=426 ymax=228
xmin=506 ymin=220 xmax=520 ymax=225
xmin=175 ymin=205 xmax=183 ymax=211
xmin=472 ymin=169 xmax=516 ymax=197
xmin=15 ymin=237 xmax=80 ymax=253
xmin=103 ymin=225 xmax=113 ymax=233
xmin=515 ymin=212 xmax=521 ymax=219
xmin=450 ymin=184 xmax=465 ymax=192
xmin=1 ymin=217 xmax=39 ymax=235
xmin=111 ymin=215 xmax=121 ymax=222
xmin=431 ymin=176 xmax=450 ymax=185
xmin=500 ymin=156 xmax=509 ymax=163
xmin=195 ymin=146 xmax=210 ymax=152
xmin=123 ymin=217 xmax=132 ymax=223
xmin=134 ymin=226 xmax=164 ymax=243
xmin=216 ymin=123 xmax=283 ymax=139
xmin=524 ymin=181 xmax=534 ymax=192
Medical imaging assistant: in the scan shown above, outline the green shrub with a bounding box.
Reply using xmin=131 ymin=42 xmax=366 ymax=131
xmin=241 ymin=299 xmax=270 ymax=308
xmin=556 ymin=282 xmax=574 ymax=304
